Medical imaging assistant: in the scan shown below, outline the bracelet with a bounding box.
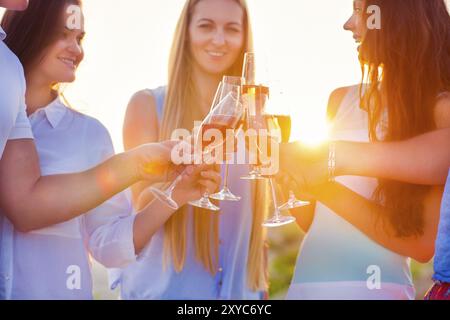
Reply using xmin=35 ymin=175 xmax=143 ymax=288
xmin=328 ymin=142 xmax=336 ymax=182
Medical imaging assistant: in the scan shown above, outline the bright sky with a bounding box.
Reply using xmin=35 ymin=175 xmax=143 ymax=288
xmin=3 ymin=0 xmax=435 ymax=150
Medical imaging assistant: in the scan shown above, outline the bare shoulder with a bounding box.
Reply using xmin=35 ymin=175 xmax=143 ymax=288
xmin=123 ymin=89 xmax=159 ymax=149
xmin=434 ymin=92 xmax=450 ymax=129
xmin=327 ymin=86 xmax=353 ymax=121
xmin=126 ymin=89 xmax=157 ymax=118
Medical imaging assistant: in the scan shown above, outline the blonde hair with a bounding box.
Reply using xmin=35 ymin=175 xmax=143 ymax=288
xmin=159 ymin=0 xmax=268 ymax=291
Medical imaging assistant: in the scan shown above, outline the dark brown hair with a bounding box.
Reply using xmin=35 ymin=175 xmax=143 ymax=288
xmin=1 ymin=0 xmax=82 ymax=75
xmin=360 ymin=0 xmax=450 ymax=237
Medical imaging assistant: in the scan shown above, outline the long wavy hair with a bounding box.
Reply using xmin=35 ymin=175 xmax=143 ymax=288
xmin=360 ymin=0 xmax=450 ymax=237
xmin=159 ymin=0 xmax=268 ymax=291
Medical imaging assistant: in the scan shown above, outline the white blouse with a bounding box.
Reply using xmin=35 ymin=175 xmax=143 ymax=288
xmin=0 ymin=97 xmax=137 ymax=299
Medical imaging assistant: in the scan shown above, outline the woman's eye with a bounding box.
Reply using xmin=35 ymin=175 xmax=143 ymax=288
xmin=226 ymin=27 xmax=240 ymax=34
xmin=199 ymin=24 xmax=213 ymax=30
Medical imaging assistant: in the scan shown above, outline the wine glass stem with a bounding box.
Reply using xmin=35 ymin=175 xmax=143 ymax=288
xmin=269 ymin=178 xmax=280 ymax=220
xmin=166 ymin=172 xmax=184 ymax=195
xmin=223 ymin=162 xmax=230 ymax=188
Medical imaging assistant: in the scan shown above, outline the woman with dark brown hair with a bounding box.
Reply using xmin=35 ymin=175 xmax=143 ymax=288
xmin=283 ymin=0 xmax=450 ymax=300
xmin=0 ymin=0 xmax=220 ymax=299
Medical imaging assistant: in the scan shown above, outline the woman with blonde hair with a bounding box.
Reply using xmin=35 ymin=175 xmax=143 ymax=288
xmin=113 ymin=0 xmax=270 ymax=299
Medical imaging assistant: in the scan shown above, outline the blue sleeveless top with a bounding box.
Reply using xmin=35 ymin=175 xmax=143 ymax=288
xmin=286 ymin=86 xmax=415 ymax=300
xmin=111 ymin=86 xmax=264 ymax=300
xmin=434 ymin=169 xmax=450 ymax=283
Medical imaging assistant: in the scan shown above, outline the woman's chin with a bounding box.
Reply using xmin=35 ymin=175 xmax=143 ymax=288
xmin=55 ymin=77 xmax=76 ymax=86
xmin=205 ymin=66 xmax=230 ymax=77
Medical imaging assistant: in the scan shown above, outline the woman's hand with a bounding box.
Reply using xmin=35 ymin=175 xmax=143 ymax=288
xmin=278 ymin=141 xmax=329 ymax=189
xmin=172 ymin=164 xmax=222 ymax=206
xmin=129 ymin=140 xmax=188 ymax=184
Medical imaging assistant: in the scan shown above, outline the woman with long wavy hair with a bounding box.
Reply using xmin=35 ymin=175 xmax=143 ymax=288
xmin=282 ymin=0 xmax=450 ymax=300
xmin=114 ymin=0 xmax=270 ymax=299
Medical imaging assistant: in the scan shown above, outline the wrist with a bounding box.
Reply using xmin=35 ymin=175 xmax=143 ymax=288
xmin=334 ymin=141 xmax=346 ymax=177
xmin=333 ymin=141 xmax=347 ymax=177
xmin=172 ymin=188 xmax=189 ymax=208
xmin=125 ymin=148 xmax=142 ymax=183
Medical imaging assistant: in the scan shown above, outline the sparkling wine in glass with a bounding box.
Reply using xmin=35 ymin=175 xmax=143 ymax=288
xmin=240 ymin=84 xmax=270 ymax=180
xmin=261 ymin=114 xmax=296 ymax=228
xmin=239 ymin=52 xmax=268 ymax=180
xmin=210 ymin=76 xmax=244 ymax=202
xmin=150 ymin=82 xmax=242 ymax=211
xmin=188 ymin=84 xmax=244 ymax=211
xmin=271 ymin=114 xmax=310 ymax=211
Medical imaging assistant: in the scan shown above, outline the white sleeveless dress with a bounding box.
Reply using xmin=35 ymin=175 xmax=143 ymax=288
xmin=286 ymin=85 xmax=416 ymax=300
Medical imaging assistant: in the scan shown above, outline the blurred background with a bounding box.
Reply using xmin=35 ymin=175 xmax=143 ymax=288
xmin=1 ymin=0 xmax=445 ymax=299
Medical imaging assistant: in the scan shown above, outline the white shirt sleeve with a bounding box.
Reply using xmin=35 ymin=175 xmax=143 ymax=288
xmin=82 ymin=120 xmax=137 ymax=268
xmin=8 ymin=103 xmax=33 ymax=141
xmin=0 ymin=51 xmax=33 ymax=156
xmin=8 ymin=59 xmax=33 ymax=141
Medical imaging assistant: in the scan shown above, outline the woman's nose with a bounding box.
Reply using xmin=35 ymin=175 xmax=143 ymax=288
xmin=69 ymin=40 xmax=83 ymax=55
xmin=343 ymin=17 xmax=354 ymax=31
xmin=212 ymin=30 xmax=226 ymax=46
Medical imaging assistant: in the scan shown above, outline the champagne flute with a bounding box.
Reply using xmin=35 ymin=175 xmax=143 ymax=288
xmin=188 ymin=84 xmax=244 ymax=210
xmin=210 ymin=76 xmax=244 ymax=202
xmin=240 ymin=84 xmax=269 ymax=180
xmin=240 ymin=52 xmax=267 ymax=180
xmin=261 ymin=114 xmax=296 ymax=228
xmin=271 ymin=113 xmax=310 ymax=211
xmin=150 ymin=82 xmax=242 ymax=210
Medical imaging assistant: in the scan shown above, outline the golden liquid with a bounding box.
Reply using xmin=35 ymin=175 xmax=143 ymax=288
xmin=143 ymin=161 xmax=168 ymax=175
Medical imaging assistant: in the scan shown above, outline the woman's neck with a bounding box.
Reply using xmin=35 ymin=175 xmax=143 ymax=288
xmin=191 ymin=65 xmax=222 ymax=117
xmin=25 ymin=75 xmax=57 ymax=116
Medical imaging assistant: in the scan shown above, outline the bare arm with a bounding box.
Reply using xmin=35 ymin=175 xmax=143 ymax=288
xmin=336 ymin=129 xmax=450 ymax=185
xmin=281 ymin=92 xmax=450 ymax=262
xmin=123 ymin=90 xmax=160 ymax=210
xmin=278 ymin=91 xmax=450 ymax=262
xmin=280 ymin=94 xmax=450 ymax=187
xmin=132 ymin=168 xmax=220 ymax=253
xmin=86 ymin=165 xmax=221 ymax=267
xmin=307 ymin=182 xmax=442 ymax=263
xmin=0 ymin=139 xmax=175 ymax=233
xmin=0 ymin=139 xmax=137 ymax=232
xmin=339 ymin=94 xmax=450 ymax=184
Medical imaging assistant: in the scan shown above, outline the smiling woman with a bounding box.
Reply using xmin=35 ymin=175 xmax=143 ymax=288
xmin=188 ymin=0 xmax=245 ymax=76
xmin=115 ymin=0 xmax=273 ymax=300
xmin=2 ymin=0 xmax=84 ymax=88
